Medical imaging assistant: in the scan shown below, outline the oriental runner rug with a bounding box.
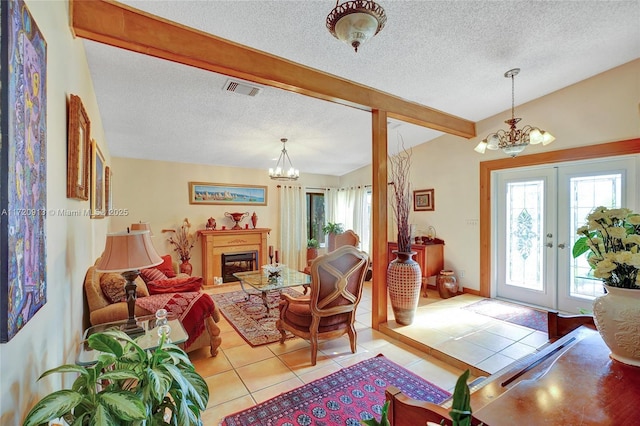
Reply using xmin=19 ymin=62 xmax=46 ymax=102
xmin=221 ymin=354 xmax=451 ymax=426
xmin=211 ymin=288 xmax=303 ymax=347
xmin=461 ymin=298 xmax=548 ymax=332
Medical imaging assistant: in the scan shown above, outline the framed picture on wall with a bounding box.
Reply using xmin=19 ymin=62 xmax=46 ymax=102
xmin=104 ymin=166 xmax=112 ymax=215
xmin=67 ymin=94 xmax=90 ymax=200
xmin=91 ymin=140 xmax=106 ymax=218
xmin=188 ymin=182 xmax=268 ymax=205
xmin=413 ymin=188 xmax=435 ymax=211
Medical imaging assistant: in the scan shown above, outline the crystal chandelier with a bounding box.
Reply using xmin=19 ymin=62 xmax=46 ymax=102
xmin=474 ymin=68 xmax=555 ymax=157
xmin=268 ymin=138 xmax=299 ymax=181
xmin=326 ymin=0 xmax=387 ymax=53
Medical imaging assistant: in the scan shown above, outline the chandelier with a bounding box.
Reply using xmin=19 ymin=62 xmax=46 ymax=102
xmin=474 ymin=68 xmax=555 ymax=157
xmin=326 ymin=0 xmax=387 ymax=52
xmin=268 ymin=138 xmax=299 ymax=181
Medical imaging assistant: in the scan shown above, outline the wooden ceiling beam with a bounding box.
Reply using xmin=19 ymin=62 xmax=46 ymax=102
xmin=70 ymin=0 xmax=476 ymax=139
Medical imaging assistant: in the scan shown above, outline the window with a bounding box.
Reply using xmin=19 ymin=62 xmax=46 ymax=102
xmin=306 ymin=192 xmax=325 ymax=246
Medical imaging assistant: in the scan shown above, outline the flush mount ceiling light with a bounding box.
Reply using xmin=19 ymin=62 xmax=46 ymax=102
xmin=474 ymin=68 xmax=555 ymax=157
xmin=326 ymin=0 xmax=387 ymax=53
xmin=268 ymin=138 xmax=299 ymax=181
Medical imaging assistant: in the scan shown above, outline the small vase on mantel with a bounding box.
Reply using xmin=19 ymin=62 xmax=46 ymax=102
xmin=180 ymin=259 xmax=193 ymax=276
xmin=387 ymin=251 xmax=422 ymax=325
xmin=251 ymin=212 xmax=258 ymax=229
xmin=592 ymin=284 xmax=640 ymax=367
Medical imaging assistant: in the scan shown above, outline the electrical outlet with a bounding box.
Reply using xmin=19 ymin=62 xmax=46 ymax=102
xmin=460 ymin=270 xmax=466 ymax=278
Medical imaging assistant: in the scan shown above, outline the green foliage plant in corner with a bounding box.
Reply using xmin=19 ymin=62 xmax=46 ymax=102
xmin=23 ymin=330 xmax=209 ymax=426
xmin=322 ymin=222 xmax=344 ymax=235
xmin=307 ymin=238 xmax=319 ymax=249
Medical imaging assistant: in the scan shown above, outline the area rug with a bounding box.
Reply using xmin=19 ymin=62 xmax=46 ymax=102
xmin=461 ymin=298 xmax=548 ymax=332
xmin=221 ymin=354 xmax=451 ymax=426
xmin=211 ymin=288 xmax=303 ymax=347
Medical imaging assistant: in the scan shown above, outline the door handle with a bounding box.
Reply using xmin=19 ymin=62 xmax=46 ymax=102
xmin=546 ymin=242 xmax=553 ymax=248
xmin=557 ymin=243 xmax=566 ymax=249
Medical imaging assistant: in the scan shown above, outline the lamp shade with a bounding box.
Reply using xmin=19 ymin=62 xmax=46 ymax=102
xmin=96 ymin=230 xmax=162 ymax=272
xmin=131 ymin=221 xmax=153 ymax=235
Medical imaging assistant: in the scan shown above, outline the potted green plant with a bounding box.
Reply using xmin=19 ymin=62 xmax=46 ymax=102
xmin=387 ymin=141 xmax=422 ymax=325
xmin=23 ymin=330 xmax=209 ymax=426
xmin=307 ymin=238 xmax=320 ymax=263
xmin=573 ymin=206 xmax=640 ymax=366
xmin=322 ymin=222 xmax=344 ymax=251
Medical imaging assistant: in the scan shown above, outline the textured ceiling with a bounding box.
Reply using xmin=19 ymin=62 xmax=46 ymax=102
xmin=83 ymin=0 xmax=640 ymax=177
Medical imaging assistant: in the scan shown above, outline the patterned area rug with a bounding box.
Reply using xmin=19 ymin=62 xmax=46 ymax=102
xmin=211 ymin=288 xmax=302 ymax=347
xmin=221 ymin=354 xmax=451 ymax=426
xmin=461 ymin=298 xmax=548 ymax=332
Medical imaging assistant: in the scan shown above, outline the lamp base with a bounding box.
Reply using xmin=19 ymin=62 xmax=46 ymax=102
xmin=121 ymin=320 xmax=145 ymax=338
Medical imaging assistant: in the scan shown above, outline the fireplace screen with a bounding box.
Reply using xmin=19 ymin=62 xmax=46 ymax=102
xmin=222 ymin=251 xmax=258 ymax=282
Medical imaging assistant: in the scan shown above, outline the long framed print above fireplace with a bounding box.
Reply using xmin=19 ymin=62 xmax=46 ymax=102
xmin=189 ymin=182 xmax=267 ymax=206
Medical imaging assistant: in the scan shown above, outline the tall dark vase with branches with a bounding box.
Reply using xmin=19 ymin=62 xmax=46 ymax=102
xmin=387 ymin=139 xmax=422 ymax=325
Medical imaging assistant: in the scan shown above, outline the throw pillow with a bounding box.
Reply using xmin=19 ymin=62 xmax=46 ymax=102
xmin=146 ymin=276 xmax=203 ymax=295
xmin=156 ymin=254 xmax=177 ymax=278
xmin=100 ymin=273 xmax=147 ymax=303
xmin=140 ymin=268 xmax=168 ymax=284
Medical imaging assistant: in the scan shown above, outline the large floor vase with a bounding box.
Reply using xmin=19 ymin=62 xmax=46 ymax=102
xmin=387 ymin=251 xmax=422 ymax=325
xmin=593 ymin=285 xmax=640 ymax=367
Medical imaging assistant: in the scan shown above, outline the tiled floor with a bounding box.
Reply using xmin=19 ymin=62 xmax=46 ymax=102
xmin=191 ymin=282 xmax=547 ymax=425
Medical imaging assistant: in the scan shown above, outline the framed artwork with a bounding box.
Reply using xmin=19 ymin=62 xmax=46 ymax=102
xmin=104 ymin=166 xmax=112 ymax=215
xmin=1 ymin=0 xmax=48 ymax=342
xmin=66 ymin=94 xmax=90 ymax=200
xmin=414 ymin=188 xmax=435 ymax=211
xmin=91 ymin=140 xmax=106 ymax=219
xmin=188 ymin=182 xmax=268 ymax=206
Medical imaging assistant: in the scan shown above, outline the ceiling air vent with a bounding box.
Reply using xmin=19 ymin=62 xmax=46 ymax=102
xmin=223 ymin=79 xmax=263 ymax=97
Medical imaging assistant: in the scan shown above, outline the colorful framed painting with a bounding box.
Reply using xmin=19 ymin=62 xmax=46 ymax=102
xmin=188 ymin=182 xmax=268 ymax=206
xmin=414 ymin=188 xmax=435 ymax=212
xmin=0 ymin=0 xmax=48 ymax=342
xmin=104 ymin=166 xmax=112 ymax=215
xmin=66 ymin=94 xmax=90 ymax=200
xmin=90 ymin=140 xmax=105 ymax=219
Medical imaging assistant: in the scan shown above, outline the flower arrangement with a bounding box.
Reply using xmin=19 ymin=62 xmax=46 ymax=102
xmin=573 ymin=206 xmax=640 ymax=289
xmin=389 ymin=139 xmax=412 ymax=253
xmin=165 ymin=218 xmax=198 ymax=261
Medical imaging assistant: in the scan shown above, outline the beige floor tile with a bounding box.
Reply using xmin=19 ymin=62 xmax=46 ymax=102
xmin=376 ymin=341 xmax=424 ymax=367
xmin=206 ymin=370 xmax=249 ymax=407
xmin=434 ymin=339 xmax=495 ymax=366
xmin=405 ymin=357 xmax=464 ymax=392
xmin=204 ymin=394 xmax=255 ymax=425
xmin=498 ymin=341 xmax=537 ymax=360
xmin=192 ymin=350 xmax=233 ymax=378
xmin=216 ymin=318 xmax=235 ymax=334
xmin=267 ymin=336 xmax=309 ymax=356
xmin=520 ymin=330 xmax=549 ymax=348
xmin=297 ymin=362 xmax=343 ymax=383
xmin=484 ymin=321 xmax=536 ymax=341
xmin=463 ymin=329 xmax=515 ymax=352
xmin=224 ymin=344 xmax=274 ymax=369
xmin=235 ymin=356 xmax=297 ymax=393
xmin=220 ymin=329 xmax=249 ymax=349
xmin=251 ymin=377 xmax=305 ymax=403
xmin=475 ymin=352 xmax=517 ymax=374
xmin=355 ymin=327 xmax=397 ymax=350
xmin=278 ymin=347 xmax=339 ymax=375
xmin=334 ymin=350 xmax=378 ymax=367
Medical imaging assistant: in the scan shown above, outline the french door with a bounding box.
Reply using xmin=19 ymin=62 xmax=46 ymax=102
xmin=495 ymin=157 xmax=636 ymax=312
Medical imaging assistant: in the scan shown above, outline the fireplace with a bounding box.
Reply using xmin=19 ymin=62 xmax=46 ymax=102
xmin=222 ymin=251 xmax=258 ymax=282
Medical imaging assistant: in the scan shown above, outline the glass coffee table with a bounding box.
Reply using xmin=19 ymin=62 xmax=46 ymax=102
xmin=233 ymin=267 xmax=311 ymax=311
xmin=77 ymin=314 xmax=188 ymax=366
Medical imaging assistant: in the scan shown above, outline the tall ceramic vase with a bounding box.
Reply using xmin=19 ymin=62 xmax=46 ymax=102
xmin=592 ymin=285 xmax=640 ymax=367
xmin=387 ymin=251 xmax=422 ymax=325
xmin=180 ymin=259 xmax=193 ymax=276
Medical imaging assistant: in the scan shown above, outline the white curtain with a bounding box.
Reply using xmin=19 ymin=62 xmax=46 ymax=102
xmin=278 ymin=185 xmax=307 ymax=270
xmin=325 ymin=188 xmax=339 ymax=225
xmin=334 ymin=186 xmax=371 ymax=254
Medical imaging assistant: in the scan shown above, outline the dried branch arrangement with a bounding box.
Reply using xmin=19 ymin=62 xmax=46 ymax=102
xmin=389 ymin=138 xmax=412 ymax=253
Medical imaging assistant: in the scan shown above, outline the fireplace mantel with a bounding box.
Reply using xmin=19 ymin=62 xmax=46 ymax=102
xmin=199 ymin=228 xmax=270 ymax=286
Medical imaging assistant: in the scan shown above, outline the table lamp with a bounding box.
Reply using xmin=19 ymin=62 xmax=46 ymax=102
xmin=95 ymin=229 xmax=162 ymax=337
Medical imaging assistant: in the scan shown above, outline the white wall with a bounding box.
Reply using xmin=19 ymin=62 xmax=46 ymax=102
xmin=0 ymin=1 xmax=111 ymax=424
xmin=341 ymin=59 xmax=640 ymax=292
xmin=109 ymin=158 xmax=339 ymax=276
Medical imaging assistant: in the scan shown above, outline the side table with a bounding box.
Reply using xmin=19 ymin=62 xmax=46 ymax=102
xmin=77 ymin=315 xmax=188 ymax=366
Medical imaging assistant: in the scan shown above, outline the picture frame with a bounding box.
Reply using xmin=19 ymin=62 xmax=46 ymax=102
xmin=66 ymin=94 xmax=90 ymax=200
xmin=188 ymin=182 xmax=268 ymax=206
xmin=414 ymin=188 xmax=435 ymax=211
xmin=104 ymin=166 xmax=112 ymax=215
xmin=1 ymin=0 xmax=48 ymax=342
xmin=91 ymin=140 xmax=106 ymax=218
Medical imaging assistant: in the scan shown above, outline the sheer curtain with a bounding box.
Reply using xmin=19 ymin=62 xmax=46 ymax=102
xmin=278 ymin=185 xmax=307 ymax=271
xmin=332 ymin=186 xmax=371 ymax=254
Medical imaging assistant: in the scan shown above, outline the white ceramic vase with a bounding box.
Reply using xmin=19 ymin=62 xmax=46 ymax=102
xmin=592 ymin=284 xmax=640 ymax=367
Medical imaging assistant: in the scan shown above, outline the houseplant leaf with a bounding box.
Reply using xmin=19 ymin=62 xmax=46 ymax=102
xmin=23 ymin=390 xmax=83 ymax=426
xmin=98 ymin=390 xmax=147 ymax=420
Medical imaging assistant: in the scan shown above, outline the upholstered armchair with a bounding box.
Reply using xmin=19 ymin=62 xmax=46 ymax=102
xmin=277 ymin=245 xmax=370 ymax=365
xmin=303 ymin=229 xmax=360 ymax=275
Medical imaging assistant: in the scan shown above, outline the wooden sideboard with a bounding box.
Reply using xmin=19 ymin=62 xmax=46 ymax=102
xmin=388 ymin=242 xmax=444 ymax=295
xmin=199 ymin=228 xmax=270 ymax=286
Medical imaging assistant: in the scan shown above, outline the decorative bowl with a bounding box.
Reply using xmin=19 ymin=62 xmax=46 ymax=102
xmin=262 ymin=263 xmax=285 ymax=280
